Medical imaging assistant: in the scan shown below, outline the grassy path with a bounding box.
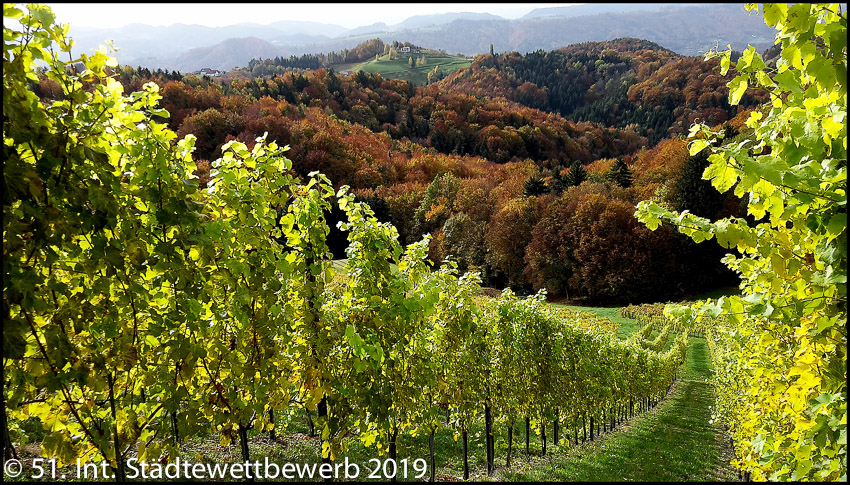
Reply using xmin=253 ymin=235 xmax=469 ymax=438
xmin=499 ymin=337 xmax=739 ymax=482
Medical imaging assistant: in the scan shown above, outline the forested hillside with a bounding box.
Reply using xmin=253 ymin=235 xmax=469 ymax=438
xmin=441 ymin=38 xmax=768 ymax=144
xmin=25 ymin=37 xmax=770 ymax=303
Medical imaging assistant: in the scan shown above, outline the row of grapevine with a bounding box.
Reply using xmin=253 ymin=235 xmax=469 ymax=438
xmin=620 ymin=302 xmax=667 ymax=321
xmin=623 ymin=303 xmax=706 ymax=338
xmin=636 ymin=4 xmax=846 ymax=481
xmin=629 ymin=322 xmax=673 ymax=352
xmin=3 ymin=5 xmax=690 ymax=481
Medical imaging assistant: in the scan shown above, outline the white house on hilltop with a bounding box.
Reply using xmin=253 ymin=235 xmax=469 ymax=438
xmin=196 ymin=68 xmax=223 ymax=76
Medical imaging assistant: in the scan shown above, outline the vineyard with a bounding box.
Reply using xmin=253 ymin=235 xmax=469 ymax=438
xmin=3 ymin=2 xmax=847 ymax=483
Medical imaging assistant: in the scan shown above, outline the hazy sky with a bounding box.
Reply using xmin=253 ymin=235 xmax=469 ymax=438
xmin=45 ymin=3 xmax=582 ymax=29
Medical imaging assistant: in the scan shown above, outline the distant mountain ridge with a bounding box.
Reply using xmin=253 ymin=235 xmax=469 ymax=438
xmin=395 ymin=12 xmax=506 ymax=29
xmin=66 ymin=4 xmax=778 ymax=72
xmin=521 ymin=3 xmax=684 ymax=19
xmin=171 ymin=37 xmax=284 ymax=74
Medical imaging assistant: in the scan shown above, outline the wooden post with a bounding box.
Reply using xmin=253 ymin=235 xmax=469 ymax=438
xmin=582 ymin=415 xmax=586 ymax=442
xmin=462 ymin=428 xmax=469 ymax=480
xmin=429 ymin=426 xmax=436 ymax=482
xmin=554 ymin=408 xmax=559 ymax=446
xmin=2 ymin=392 xmax=19 ymax=461
xmin=238 ymin=424 xmax=253 ymax=483
xmin=574 ymin=417 xmax=578 ymax=445
xmin=306 ymin=408 xmax=315 ymax=437
xmin=389 ymin=427 xmax=398 ymax=482
xmin=485 ymin=401 xmax=493 ymax=475
xmin=603 ymin=408 xmax=607 ymax=434
xmin=317 ymin=397 xmax=332 ymax=482
xmin=506 ymin=423 xmax=513 ymax=467
xmin=541 ymin=420 xmax=547 ymax=455
xmin=107 ymin=372 xmax=127 ymax=482
xmin=171 ymin=411 xmax=180 ymax=444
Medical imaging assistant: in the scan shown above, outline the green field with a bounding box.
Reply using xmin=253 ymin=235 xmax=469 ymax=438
xmin=335 ymin=53 xmax=472 ymax=85
xmin=549 ymin=304 xmax=642 ymax=340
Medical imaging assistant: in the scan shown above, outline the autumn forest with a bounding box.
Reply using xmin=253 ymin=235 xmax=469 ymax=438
xmin=25 ymin=36 xmax=780 ymax=304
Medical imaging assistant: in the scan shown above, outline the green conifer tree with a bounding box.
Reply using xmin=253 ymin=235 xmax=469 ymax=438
xmin=523 ymin=175 xmax=549 ymax=196
xmin=606 ymin=158 xmax=633 ymax=188
xmin=565 ymin=160 xmax=587 ymax=187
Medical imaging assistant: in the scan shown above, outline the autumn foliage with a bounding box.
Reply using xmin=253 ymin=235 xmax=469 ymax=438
xmin=46 ymin=39 xmax=754 ymax=303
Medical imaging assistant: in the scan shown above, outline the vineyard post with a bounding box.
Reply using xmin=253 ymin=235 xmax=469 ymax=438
xmin=485 ymin=398 xmax=493 ymax=474
xmin=107 ymin=372 xmax=127 ymax=482
xmin=2 ymin=392 xmax=18 ymax=461
xmin=490 ymin=416 xmax=496 ymax=472
xmin=238 ymin=423 xmax=251 ymax=458
xmin=541 ymin=418 xmax=547 ymax=455
xmin=554 ymin=408 xmax=559 ymax=446
xmin=269 ymin=409 xmax=276 ymax=441
xmin=589 ymin=415 xmax=594 ymax=441
xmin=582 ymin=414 xmax=586 ymax=442
xmin=171 ymin=409 xmax=180 ymax=445
xmin=603 ymin=408 xmax=607 ymax=433
xmin=506 ymin=421 xmax=513 ymax=467
xmin=305 ymin=408 xmax=315 ymax=437
xmin=317 ymin=397 xmax=332 ymax=479
xmin=171 ymin=362 xmax=181 ymax=445
xmin=573 ymin=416 xmax=578 ymax=445
xmin=389 ymin=427 xmax=399 ymax=482
xmin=462 ymin=427 xmax=469 ymax=480
xmin=484 ymin=326 xmax=494 ymax=475
xmin=429 ymin=426 xmax=436 ymax=482
xmin=525 ymin=416 xmax=530 ymax=454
